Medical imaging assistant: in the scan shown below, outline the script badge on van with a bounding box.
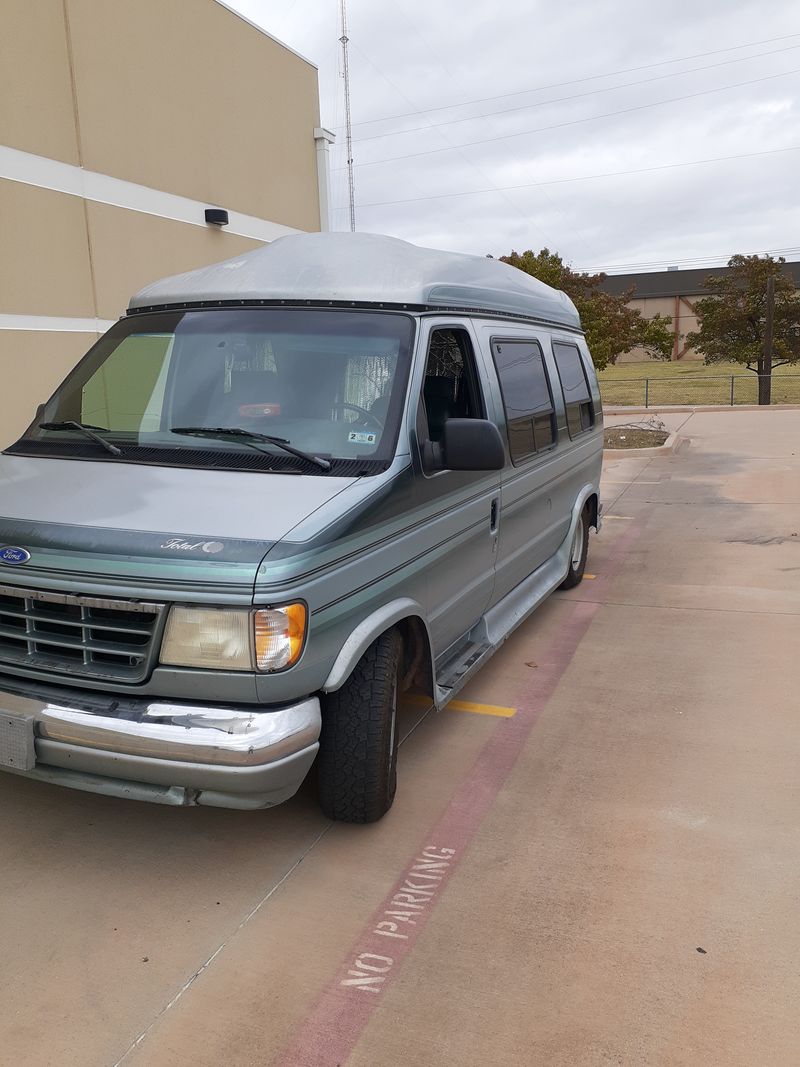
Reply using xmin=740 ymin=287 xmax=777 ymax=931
xmin=161 ymin=538 xmax=225 ymax=554
xmin=0 ymin=547 xmax=31 ymax=566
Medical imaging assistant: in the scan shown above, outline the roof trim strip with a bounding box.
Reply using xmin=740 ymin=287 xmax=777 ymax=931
xmin=124 ymin=299 xmax=585 ymax=334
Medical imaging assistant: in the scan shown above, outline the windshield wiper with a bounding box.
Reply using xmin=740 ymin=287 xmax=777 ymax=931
xmin=38 ymin=421 xmax=122 ymax=456
xmin=170 ymin=427 xmax=332 ymax=471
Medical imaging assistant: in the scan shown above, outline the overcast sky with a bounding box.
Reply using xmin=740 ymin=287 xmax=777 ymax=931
xmin=229 ymin=0 xmax=800 ymax=274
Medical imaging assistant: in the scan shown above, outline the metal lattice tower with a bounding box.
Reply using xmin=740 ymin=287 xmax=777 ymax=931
xmin=339 ymin=0 xmax=356 ymax=231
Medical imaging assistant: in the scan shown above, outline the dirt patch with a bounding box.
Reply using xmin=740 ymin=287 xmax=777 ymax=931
xmin=604 ymin=427 xmax=670 ymax=449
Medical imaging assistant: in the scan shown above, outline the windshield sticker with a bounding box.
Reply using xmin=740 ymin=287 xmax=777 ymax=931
xmin=239 ymin=403 xmax=281 ymax=418
xmin=348 ymin=431 xmax=377 ymax=445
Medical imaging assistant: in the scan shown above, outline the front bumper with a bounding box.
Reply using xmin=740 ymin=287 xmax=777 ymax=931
xmin=0 ymin=674 xmax=321 ymax=809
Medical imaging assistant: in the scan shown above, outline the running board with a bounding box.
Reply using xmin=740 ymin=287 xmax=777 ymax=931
xmin=434 ymin=542 xmax=571 ymax=708
xmin=435 ymin=636 xmax=494 ymax=698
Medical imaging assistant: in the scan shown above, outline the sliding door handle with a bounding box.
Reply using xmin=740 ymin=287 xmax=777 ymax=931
xmin=490 ymin=497 xmax=499 ymax=533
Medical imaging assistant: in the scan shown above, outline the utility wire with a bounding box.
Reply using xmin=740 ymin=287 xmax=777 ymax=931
xmin=375 ymin=0 xmax=596 ymax=254
xmin=348 ymin=144 xmax=800 ymax=209
xmin=341 ymin=32 xmax=800 ymax=128
xmin=336 ymin=66 xmax=800 ymax=170
xmin=338 ymin=39 xmax=558 ymax=247
xmin=353 ymin=43 xmax=800 ymax=144
xmin=581 ymin=245 xmax=800 ymax=273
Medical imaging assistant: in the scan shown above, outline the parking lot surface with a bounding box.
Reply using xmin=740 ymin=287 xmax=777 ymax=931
xmin=2 ymin=408 xmax=799 ymax=1066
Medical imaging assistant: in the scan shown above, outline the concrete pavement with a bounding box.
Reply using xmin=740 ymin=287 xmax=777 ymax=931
xmin=1 ymin=408 xmax=799 ymax=1066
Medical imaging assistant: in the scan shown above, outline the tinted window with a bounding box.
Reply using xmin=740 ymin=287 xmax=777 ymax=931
xmin=491 ymin=339 xmax=555 ymax=462
xmin=553 ymin=341 xmax=594 ymax=438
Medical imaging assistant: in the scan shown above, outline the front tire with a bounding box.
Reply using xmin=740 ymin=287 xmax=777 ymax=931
xmin=560 ymin=506 xmax=590 ymax=589
xmin=318 ymin=629 xmax=402 ymax=823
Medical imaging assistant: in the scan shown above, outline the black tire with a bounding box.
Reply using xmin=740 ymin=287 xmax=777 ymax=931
xmin=560 ymin=506 xmax=590 ymax=589
xmin=318 ymin=629 xmax=402 ymax=823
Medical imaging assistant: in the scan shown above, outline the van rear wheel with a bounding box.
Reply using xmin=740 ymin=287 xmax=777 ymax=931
xmin=560 ymin=506 xmax=590 ymax=589
xmin=318 ymin=629 xmax=402 ymax=823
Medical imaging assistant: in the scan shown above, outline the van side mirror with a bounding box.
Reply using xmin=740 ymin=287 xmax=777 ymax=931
xmin=441 ymin=418 xmax=506 ymax=471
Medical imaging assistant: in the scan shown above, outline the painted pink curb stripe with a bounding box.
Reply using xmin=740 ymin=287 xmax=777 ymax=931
xmin=278 ymin=523 xmax=641 ymax=1067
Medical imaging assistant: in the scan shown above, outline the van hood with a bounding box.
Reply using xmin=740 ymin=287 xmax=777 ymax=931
xmin=0 ymin=456 xmax=356 ymax=600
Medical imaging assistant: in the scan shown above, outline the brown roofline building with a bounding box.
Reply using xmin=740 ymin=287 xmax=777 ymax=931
xmin=599 ymin=261 xmax=800 ymax=363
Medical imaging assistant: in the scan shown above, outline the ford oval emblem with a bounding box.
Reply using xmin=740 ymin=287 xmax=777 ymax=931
xmin=0 ymin=546 xmax=31 ymax=565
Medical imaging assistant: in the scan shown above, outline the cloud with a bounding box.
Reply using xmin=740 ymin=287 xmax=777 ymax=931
xmin=228 ymin=0 xmax=800 ymax=271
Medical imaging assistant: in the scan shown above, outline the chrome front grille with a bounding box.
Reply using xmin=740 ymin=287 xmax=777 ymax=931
xmin=0 ymin=584 xmax=165 ymax=683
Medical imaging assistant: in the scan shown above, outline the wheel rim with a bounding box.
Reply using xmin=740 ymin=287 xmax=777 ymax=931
xmin=571 ymin=519 xmax=585 ymax=569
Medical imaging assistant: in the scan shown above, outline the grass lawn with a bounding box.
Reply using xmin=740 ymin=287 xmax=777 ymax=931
xmin=598 ymin=361 xmax=800 ymax=406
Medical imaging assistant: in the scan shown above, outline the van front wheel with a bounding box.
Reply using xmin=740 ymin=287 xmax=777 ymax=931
xmin=560 ymin=506 xmax=590 ymax=589
xmin=318 ymin=629 xmax=402 ymax=823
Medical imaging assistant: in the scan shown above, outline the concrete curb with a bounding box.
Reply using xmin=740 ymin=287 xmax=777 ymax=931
xmin=604 ymin=404 xmax=800 ymax=415
xmin=603 ymin=431 xmax=680 ymax=459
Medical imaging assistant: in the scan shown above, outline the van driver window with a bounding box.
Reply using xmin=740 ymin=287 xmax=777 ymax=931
xmin=419 ymin=328 xmax=483 ymax=444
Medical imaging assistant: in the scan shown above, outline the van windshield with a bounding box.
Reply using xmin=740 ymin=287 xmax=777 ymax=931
xmin=19 ymin=308 xmax=415 ymax=474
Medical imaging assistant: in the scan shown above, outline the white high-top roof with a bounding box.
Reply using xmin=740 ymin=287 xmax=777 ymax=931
xmin=129 ymin=232 xmax=581 ymax=330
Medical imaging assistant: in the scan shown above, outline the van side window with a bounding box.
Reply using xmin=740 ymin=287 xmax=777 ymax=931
xmin=419 ymin=328 xmax=483 ymax=444
xmin=491 ymin=339 xmax=555 ymax=462
xmin=553 ymin=341 xmax=594 ymax=437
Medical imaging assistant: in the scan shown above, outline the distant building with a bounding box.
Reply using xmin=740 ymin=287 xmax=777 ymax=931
xmin=0 ymin=0 xmax=333 ymax=444
xmin=600 ymin=261 xmax=800 ymax=364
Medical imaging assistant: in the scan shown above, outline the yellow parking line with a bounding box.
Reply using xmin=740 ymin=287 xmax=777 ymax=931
xmin=401 ymin=693 xmax=516 ymax=718
xmin=446 ymin=699 xmax=517 ymax=718
xmin=583 ymin=573 xmax=597 ymax=580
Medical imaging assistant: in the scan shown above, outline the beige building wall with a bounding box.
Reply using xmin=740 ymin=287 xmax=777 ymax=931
xmin=85 ymin=203 xmax=264 ymax=323
xmin=0 ymin=1 xmax=80 ymax=164
xmin=616 ymin=295 xmax=702 ymax=365
xmin=0 ymin=0 xmax=326 ymax=445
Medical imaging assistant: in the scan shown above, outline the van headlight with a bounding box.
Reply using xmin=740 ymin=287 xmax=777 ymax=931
xmin=253 ymin=605 xmax=307 ymax=671
xmin=160 ymin=604 xmax=307 ymax=672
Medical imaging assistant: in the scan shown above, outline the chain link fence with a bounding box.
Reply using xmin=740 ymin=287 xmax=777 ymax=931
xmin=601 ymin=374 xmax=800 ymax=408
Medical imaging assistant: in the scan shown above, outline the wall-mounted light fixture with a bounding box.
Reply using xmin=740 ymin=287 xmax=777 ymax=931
xmin=204 ymin=208 xmax=229 ymax=227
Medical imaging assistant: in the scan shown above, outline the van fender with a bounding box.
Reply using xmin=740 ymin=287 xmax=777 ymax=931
xmin=322 ymin=597 xmax=431 ymax=693
xmin=561 ymin=483 xmax=600 ymax=571
xmin=575 ymin=482 xmax=600 ymax=527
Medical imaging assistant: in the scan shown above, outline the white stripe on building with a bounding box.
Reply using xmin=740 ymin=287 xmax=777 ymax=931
xmin=0 ymin=314 xmax=117 ymax=333
xmin=0 ymin=145 xmax=304 ymax=243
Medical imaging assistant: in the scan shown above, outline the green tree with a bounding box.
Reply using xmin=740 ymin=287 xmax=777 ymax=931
xmin=687 ymin=254 xmax=800 ymax=404
xmin=499 ymin=248 xmax=673 ymax=370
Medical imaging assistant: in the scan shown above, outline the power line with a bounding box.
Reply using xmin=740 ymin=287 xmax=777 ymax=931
xmin=342 ymin=144 xmax=800 ymax=209
xmin=581 ymin=245 xmax=800 ymax=273
xmin=352 ymin=43 xmax=800 ymax=144
xmin=343 ymin=39 xmax=559 ymax=248
xmin=378 ymin=0 xmax=597 ymax=256
xmin=334 ymin=67 xmax=800 ymax=171
xmin=340 ymin=32 xmax=800 ymax=129
xmin=583 ymin=245 xmax=800 ymax=271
